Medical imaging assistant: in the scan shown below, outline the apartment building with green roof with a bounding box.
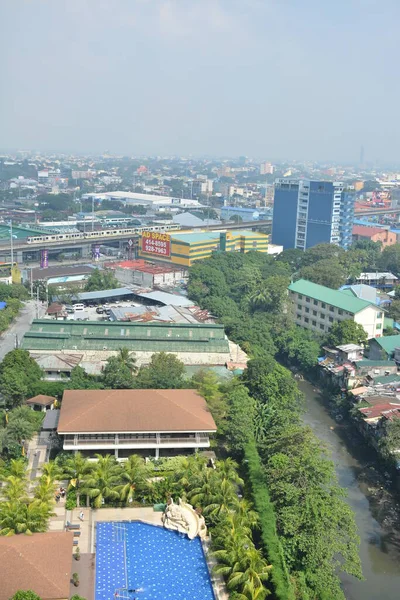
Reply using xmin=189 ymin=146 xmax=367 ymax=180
xmin=288 ymin=279 xmax=384 ymax=339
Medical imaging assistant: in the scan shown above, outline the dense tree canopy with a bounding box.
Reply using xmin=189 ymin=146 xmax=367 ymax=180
xmin=327 ymin=320 xmax=368 ymax=347
xmin=136 ymin=352 xmax=185 ymax=389
xmin=84 ymin=268 xmax=119 ymax=292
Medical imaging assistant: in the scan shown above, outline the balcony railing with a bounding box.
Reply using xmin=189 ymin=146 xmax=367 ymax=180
xmin=63 ymin=436 xmax=210 ymax=446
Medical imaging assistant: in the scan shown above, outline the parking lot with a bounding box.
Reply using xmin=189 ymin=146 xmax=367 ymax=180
xmin=50 ymin=301 xmax=142 ymax=322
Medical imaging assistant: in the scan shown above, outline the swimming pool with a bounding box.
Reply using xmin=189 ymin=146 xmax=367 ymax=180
xmin=95 ymin=521 xmax=216 ymax=600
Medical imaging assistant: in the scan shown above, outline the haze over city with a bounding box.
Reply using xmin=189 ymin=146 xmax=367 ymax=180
xmin=1 ymin=0 xmax=399 ymax=162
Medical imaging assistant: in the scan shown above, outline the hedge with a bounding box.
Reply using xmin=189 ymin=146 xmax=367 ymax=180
xmin=244 ymin=439 xmax=295 ymax=600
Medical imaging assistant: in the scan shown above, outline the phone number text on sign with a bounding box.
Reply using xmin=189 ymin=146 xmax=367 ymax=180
xmin=141 ymin=231 xmax=171 ymax=257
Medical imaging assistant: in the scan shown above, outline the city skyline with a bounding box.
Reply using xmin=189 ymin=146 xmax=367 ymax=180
xmin=1 ymin=0 xmax=399 ymax=162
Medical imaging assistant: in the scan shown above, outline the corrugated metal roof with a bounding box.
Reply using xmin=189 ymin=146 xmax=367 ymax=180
xmin=289 ymin=279 xmax=375 ymax=313
xmin=137 ymin=291 xmax=194 ymax=306
xmin=371 ymin=335 xmax=400 ymax=354
xmin=77 ymin=287 xmax=134 ymax=301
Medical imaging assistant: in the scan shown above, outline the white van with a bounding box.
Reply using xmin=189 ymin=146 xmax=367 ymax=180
xmin=73 ymin=303 xmax=85 ymax=311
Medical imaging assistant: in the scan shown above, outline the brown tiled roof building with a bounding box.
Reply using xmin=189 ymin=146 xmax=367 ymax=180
xmin=0 ymin=532 xmax=73 ymax=600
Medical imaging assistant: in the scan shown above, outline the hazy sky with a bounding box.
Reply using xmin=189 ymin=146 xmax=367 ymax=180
xmin=1 ymin=0 xmax=398 ymax=162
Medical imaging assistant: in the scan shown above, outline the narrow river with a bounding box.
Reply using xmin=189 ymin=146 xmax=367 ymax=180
xmin=298 ymin=380 xmax=400 ymax=600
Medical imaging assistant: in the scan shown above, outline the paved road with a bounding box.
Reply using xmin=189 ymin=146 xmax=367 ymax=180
xmin=0 ymin=299 xmax=46 ymax=361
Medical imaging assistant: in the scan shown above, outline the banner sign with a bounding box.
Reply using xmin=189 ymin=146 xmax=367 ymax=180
xmin=40 ymin=249 xmax=48 ymax=269
xmin=92 ymin=245 xmax=101 ymax=261
xmin=141 ymin=231 xmax=171 ymax=257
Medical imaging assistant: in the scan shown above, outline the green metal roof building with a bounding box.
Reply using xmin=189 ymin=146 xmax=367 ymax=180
xmin=288 ymin=279 xmax=384 ymax=338
xmin=368 ymin=335 xmax=400 ymax=361
xmin=288 ymin=279 xmax=374 ymax=313
xmin=22 ymin=320 xmax=230 ymax=353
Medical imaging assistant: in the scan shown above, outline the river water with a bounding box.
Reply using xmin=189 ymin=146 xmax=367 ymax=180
xmin=298 ymin=380 xmax=400 ymax=600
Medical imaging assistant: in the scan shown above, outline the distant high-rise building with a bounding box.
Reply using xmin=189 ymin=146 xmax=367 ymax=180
xmin=271 ymin=179 xmax=355 ymax=250
xmin=260 ymin=162 xmax=274 ymax=175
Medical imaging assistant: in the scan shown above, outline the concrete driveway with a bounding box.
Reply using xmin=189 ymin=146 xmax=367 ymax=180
xmin=0 ymin=299 xmax=46 ymax=361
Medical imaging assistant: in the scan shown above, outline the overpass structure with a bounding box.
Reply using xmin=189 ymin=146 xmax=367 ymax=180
xmin=355 ymin=207 xmax=400 ymax=217
xmin=0 ymin=220 xmax=272 ymax=264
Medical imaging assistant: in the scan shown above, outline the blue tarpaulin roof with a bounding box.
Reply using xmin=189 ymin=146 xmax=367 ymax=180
xmin=0 ymin=302 xmax=7 ymax=310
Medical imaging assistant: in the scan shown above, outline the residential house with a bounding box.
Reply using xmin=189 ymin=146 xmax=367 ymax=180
xmin=368 ymin=335 xmax=400 ymax=361
xmin=57 ymin=389 xmax=217 ymax=459
xmin=288 ymin=279 xmax=385 ymax=338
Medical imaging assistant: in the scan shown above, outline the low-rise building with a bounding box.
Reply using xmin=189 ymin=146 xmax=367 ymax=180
xmin=25 ymin=394 xmax=56 ymax=411
xmin=107 ymin=259 xmax=187 ymax=287
xmin=138 ymin=229 xmax=270 ymax=267
xmin=352 ymin=225 xmax=396 ymax=248
xmin=57 ymin=388 xmax=217 ymax=459
xmin=21 ymin=319 xmax=244 ymax=367
xmin=0 ymin=532 xmax=73 ymax=600
xmin=368 ymin=335 xmax=400 ymax=360
xmin=355 ymin=272 xmax=398 ymax=289
xmin=288 ymin=279 xmax=384 ymax=338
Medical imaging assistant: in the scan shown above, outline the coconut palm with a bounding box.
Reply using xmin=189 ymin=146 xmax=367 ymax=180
xmin=63 ymin=452 xmax=92 ymax=508
xmin=216 ymin=458 xmax=244 ymax=487
xmin=117 ymin=348 xmax=137 ymax=374
xmin=226 ymin=547 xmax=271 ymax=599
xmin=202 ymin=477 xmax=239 ymax=521
xmin=81 ymin=454 xmax=121 ymax=508
xmin=1 ymin=475 xmax=28 ymax=503
xmin=188 ymin=468 xmax=220 ymax=508
xmin=173 ymin=455 xmax=207 ymax=493
xmin=235 ymin=499 xmax=259 ymax=531
xmin=116 ymin=454 xmax=147 ymax=505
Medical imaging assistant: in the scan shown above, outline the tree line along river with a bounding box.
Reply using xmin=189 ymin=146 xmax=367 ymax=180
xmin=298 ymin=380 xmax=400 ymax=600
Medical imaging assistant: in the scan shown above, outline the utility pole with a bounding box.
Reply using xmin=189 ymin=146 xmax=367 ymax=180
xmin=30 ymin=267 xmax=33 ymax=298
xmin=36 ymin=286 xmax=39 ymax=319
xmin=10 ymin=220 xmax=13 ymax=267
xmin=92 ymin=196 xmax=94 ymax=232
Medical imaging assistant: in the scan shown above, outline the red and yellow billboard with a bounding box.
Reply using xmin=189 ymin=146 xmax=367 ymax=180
xmin=141 ymin=231 xmax=171 ymax=258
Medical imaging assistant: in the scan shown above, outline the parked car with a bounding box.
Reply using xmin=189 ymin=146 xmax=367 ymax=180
xmin=96 ymin=306 xmax=104 ymax=314
xmin=73 ymin=303 xmax=85 ymax=311
xmin=65 ymin=306 xmax=74 ymax=314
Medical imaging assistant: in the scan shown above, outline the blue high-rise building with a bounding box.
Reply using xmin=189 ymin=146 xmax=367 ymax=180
xmin=271 ymin=179 xmax=355 ymax=250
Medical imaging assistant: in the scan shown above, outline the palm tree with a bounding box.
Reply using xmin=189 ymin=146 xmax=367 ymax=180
xmin=189 ymin=468 xmax=220 ymax=508
xmin=81 ymin=454 xmax=121 ymax=508
xmin=34 ymin=477 xmax=57 ymax=504
xmin=1 ymin=475 xmax=28 ymax=503
xmin=8 ymin=458 xmax=28 ymax=478
xmin=249 ymin=287 xmax=271 ymax=311
xmin=202 ymin=477 xmax=239 ymax=521
xmin=63 ymin=452 xmax=92 ymax=508
xmin=0 ymin=499 xmax=52 ymax=535
xmin=173 ymin=455 xmax=207 ymax=494
xmin=116 ymin=455 xmax=147 ymax=505
xmin=227 ymin=547 xmax=271 ymax=599
xmin=117 ymin=348 xmax=137 ymax=374
xmin=216 ymin=458 xmax=244 ymax=487
xmin=235 ymin=499 xmax=259 ymax=531
xmin=41 ymin=461 xmax=62 ymax=481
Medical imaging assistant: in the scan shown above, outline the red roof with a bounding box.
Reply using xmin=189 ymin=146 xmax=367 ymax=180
xmin=359 ymin=402 xmax=400 ymax=420
xmin=352 ymin=225 xmax=385 ymax=237
xmin=105 ymin=259 xmax=182 ymax=275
